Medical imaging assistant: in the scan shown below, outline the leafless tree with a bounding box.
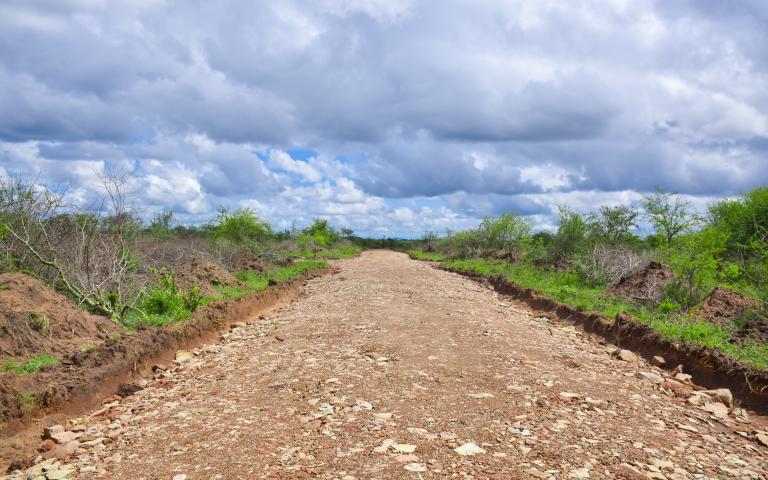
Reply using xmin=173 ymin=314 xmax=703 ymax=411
xmin=576 ymin=243 xmax=648 ymax=286
xmin=0 ymin=174 xmax=147 ymax=323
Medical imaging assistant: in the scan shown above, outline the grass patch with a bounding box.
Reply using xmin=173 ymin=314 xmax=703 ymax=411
xmin=18 ymin=392 xmax=35 ymax=409
xmin=3 ymin=353 xmax=58 ymax=375
xmin=216 ymin=260 xmax=328 ymax=301
xmin=410 ymin=251 xmax=768 ymax=369
xmin=124 ymin=271 xmax=203 ymax=329
xmin=27 ymin=312 xmax=51 ymax=336
xmin=125 ymin=261 xmax=327 ymax=328
xmin=408 ymin=250 xmax=449 ymax=262
xmin=287 ymin=245 xmax=363 ymax=260
xmin=314 ymin=245 xmax=363 ymax=259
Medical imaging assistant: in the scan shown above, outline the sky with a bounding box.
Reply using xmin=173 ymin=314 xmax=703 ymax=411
xmin=1 ymin=0 xmax=767 ymax=238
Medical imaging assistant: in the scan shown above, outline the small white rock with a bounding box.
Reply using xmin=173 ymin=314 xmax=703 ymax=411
xmin=391 ymin=443 xmax=417 ymax=453
xmin=466 ymin=392 xmax=495 ymax=399
xmin=454 ymin=442 xmax=486 ymax=456
xmin=404 ymin=463 xmax=427 ymax=472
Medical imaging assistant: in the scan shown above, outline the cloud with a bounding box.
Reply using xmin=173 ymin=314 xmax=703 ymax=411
xmin=267 ymin=150 xmax=323 ymax=182
xmin=0 ymin=0 xmax=766 ymax=237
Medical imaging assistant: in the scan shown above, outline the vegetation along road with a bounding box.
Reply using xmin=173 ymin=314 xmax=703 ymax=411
xmin=10 ymin=250 xmax=767 ymax=479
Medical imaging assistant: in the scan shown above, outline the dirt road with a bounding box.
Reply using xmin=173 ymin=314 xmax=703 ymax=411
xmin=14 ymin=251 xmax=768 ymax=479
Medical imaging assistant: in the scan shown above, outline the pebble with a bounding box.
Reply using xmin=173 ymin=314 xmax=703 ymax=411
xmin=651 ymin=355 xmax=666 ymax=366
xmin=454 ymin=442 xmax=486 ymax=456
xmin=43 ymin=425 xmax=65 ymax=439
xmin=559 ymin=392 xmax=580 ymax=401
xmin=569 ymin=467 xmax=590 ymax=479
xmin=391 ymin=443 xmax=417 ymax=453
xmin=46 ymin=468 xmax=75 ymax=479
xmin=466 ymin=392 xmax=495 ymax=399
xmin=637 ymin=371 xmax=665 ymax=384
xmin=615 ymin=349 xmax=638 ymax=362
xmin=701 ymin=388 xmax=733 ymax=408
xmin=174 ymin=350 xmax=194 ymax=363
xmin=43 ymin=441 xmax=80 ymax=461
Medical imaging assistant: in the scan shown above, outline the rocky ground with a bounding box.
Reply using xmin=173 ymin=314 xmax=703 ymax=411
xmin=5 ymin=251 xmax=767 ymax=479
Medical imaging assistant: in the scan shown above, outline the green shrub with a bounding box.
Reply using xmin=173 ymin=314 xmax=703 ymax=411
xmin=552 ymin=207 xmax=587 ymax=261
xmin=709 ymin=186 xmax=768 ymax=253
xmin=148 ymin=209 xmax=176 ymax=239
xmin=664 ymin=227 xmax=728 ymax=306
xmin=299 ymin=219 xmax=339 ymax=248
xmin=444 ymin=230 xmax=483 ymax=258
xmin=477 ymin=212 xmax=532 ymax=253
xmin=130 ymin=270 xmax=203 ymax=327
xmin=658 ymin=299 xmax=681 ymax=314
xmin=211 ymin=208 xmax=272 ymax=244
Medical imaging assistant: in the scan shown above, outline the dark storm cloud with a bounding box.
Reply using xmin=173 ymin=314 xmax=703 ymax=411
xmin=0 ymin=0 xmax=766 ymax=236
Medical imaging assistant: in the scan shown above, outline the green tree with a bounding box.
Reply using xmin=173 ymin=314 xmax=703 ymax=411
xmin=665 ymin=227 xmax=728 ymax=306
xmin=708 ymin=186 xmax=768 ymax=253
xmin=300 ymin=218 xmax=339 ymax=247
xmin=552 ymin=207 xmax=586 ymax=260
xmin=446 ymin=230 xmax=482 ymax=258
xmin=588 ymin=205 xmax=638 ymax=244
xmin=642 ymin=190 xmax=698 ymax=247
xmin=148 ymin=209 xmax=175 ymax=238
xmin=212 ymin=208 xmax=272 ymax=244
xmin=478 ymin=212 xmax=532 ymax=252
xmin=340 ymin=227 xmax=355 ymax=239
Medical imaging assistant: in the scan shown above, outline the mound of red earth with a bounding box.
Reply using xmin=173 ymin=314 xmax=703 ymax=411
xmin=483 ymin=250 xmax=520 ymax=262
xmin=174 ymin=258 xmax=241 ymax=296
xmin=0 ymin=272 xmax=121 ymax=428
xmin=732 ymin=319 xmax=768 ymax=344
xmin=0 ymin=273 xmax=120 ymax=362
xmin=695 ymin=286 xmax=756 ymax=326
xmin=608 ymin=261 xmax=674 ymax=306
xmin=230 ymin=252 xmax=270 ymax=273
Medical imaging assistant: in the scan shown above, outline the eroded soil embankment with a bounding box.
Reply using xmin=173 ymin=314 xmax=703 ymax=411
xmin=0 ymin=267 xmax=332 ymax=471
xmin=439 ymin=265 xmax=768 ymax=414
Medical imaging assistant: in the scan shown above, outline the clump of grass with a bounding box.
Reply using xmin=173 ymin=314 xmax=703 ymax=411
xmin=216 ymin=260 xmax=328 ymax=301
xmin=27 ymin=312 xmax=51 ymax=336
xmin=287 ymin=245 xmax=363 ymax=260
xmin=80 ymin=342 xmax=97 ymax=352
xmin=3 ymin=353 xmax=58 ymax=375
xmin=125 ymin=270 xmax=203 ymax=329
xmin=108 ymin=332 xmax=122 ymax=343
xmin=314 ymin=245 xmax=363 ymax=259
xmin=18 ymin=392 xmax=35 ymax=409
xmin=408 ymin=250 xmax=449 ymax=262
